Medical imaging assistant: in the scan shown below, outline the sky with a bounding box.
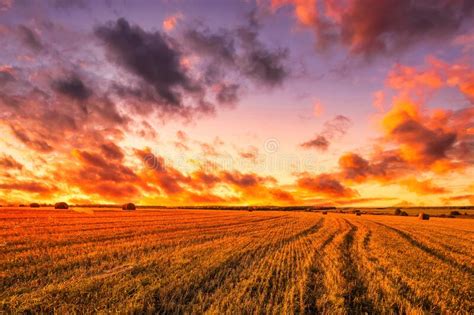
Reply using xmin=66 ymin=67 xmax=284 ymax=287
xmin=0 ymin=0 xmax=473 ymax=207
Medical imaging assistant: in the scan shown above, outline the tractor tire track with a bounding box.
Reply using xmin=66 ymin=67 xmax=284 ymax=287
xmin=357 ymin=224 xmax=441 ymax=313
xmin=339 ymin=220 xmax=375 ymax=314
xmin=374 ymin=222 xmax=474 ymax=276
xmin=153 ymin=218 xmax=326 ymax=313
xmin=302 ymin=231 xmax=337 ymax=314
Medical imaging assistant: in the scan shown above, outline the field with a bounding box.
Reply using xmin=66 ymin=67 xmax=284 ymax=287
xmin=1 ymin=208 xmax=473 ymax=313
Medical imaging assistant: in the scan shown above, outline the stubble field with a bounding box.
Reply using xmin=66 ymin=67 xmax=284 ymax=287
xmin=1 ymin=208 xmax=473 ymax=314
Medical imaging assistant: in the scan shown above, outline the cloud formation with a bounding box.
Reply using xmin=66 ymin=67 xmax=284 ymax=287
xmin=17 ymin=25 xmax=44 ymax=51
xmin=183 ymin=11 xmax=290 ymax=89
xmin=163 ymin=13 xmax=182 ymax=32
xmin=270 ymin=0 xmax=474 ymax=58
xmin=52 ymin=74 xmax=92 ymax=101
xmin=0 ymin=155 xmax=23 ymax=170
xmin=297 ymin=173 xmax=358 ymax=198
xmin=95 ymin=18 xmax=195 ymax=107
xmin=300 ymin=115 xmax=351 ymax=151
xmin=300 ymin=135 xmax=329 ymax=151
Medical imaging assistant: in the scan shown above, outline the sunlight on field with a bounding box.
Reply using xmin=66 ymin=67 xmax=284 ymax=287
xmin=1 ymin=208 xmax=473 ymax=313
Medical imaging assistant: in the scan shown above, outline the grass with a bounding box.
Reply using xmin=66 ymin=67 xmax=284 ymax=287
xmin=1 ymin=208 xmax=473 ymax=313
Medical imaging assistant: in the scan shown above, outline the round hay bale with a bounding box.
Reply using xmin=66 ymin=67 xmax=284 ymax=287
xmin=55 ymin=202 xmax=69 ymax=210
xmin=30 ymin=203 xmax=40 ymax=208
xmin=19 ymin=204 xmax=26 ymax=207
xmin=400 ymin=211 xmax=408 ymax=216
xmin=418 ymin=212 xmax=429 ymax=220
xmin=322 ymin=211 xmax=328 ymax=215
xmin=356 ymin=212 xmax=361 ymax=216
xmin=122 ymin=203 xmax=136 ymax=211
xmin=450 ymin=211 xmax=461 ymax=216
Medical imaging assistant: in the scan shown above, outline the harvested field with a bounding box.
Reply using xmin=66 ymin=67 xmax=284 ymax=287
xmin=1 ymin=208 xmax=473 ymax=313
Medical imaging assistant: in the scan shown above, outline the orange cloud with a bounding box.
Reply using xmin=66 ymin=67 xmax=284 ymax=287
xmin=386 ymin=58 xmax=474 ymax=103
xmin=338 ymin=151 xmax=405 ymax=183
xmin=0 ymin=155 xmax=23 ymax=170
xmin=269 ymin=0 xmax=474 ymax=57
xmin=382 ymin=99 xmax=458 ymax=170
xmin=400 ymin=177 xmax=448 ymax=195
xmin=297 ymin=173 xmax=358 ymax=198
xmin=442 ymin=194 xmax=474 ymax=205
xmin=387 ymin=63 xmax=443 ymax=92
xmin=313 ymin=100 xmax=324 ymax=117
xmin=331 ymin=57 xmax=473 ymax=193
xmin=221 ymin=170 xmax=275 ymax=189
xmin=238 ymin=145 xmax=259 ymax=162
xmin=271 ymin=0 xmax=318 ymax=26
xmin=163 ymin=13 xmax=182 ymax=31
xmin=269 ymin=188 xmax=295 ymax=202
xmin=0 ymin=181 xmax=58 ymax=197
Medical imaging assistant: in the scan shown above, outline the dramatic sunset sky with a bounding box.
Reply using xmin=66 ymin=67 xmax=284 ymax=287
xmin=0 ymin=0 xmax=473 ymax=206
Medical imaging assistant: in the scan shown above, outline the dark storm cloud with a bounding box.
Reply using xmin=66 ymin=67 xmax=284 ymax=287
xmin=17 ymin=25 xmax=43 ymax=51
xmin=95 ymin=18 xmax=194 ymax=107
xmin=240 ymin=45 xmax=288 ymax=87
xmin=183 ymin=11 xmax=290 ymax=88
xmin=185 ymin=27 xmax=236 ymax=64
xmin=215 ymin=83 xmax=240 ymax=107
xmin=237 ymin=13 xmax=289 ymax=87
xmin=52 ymin=74 xmax=92 ymax=101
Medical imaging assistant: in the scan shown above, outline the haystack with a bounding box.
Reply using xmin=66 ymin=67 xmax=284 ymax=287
xmin=394 ymin=208 xmax=402 ymax=215
xmin=55 ymin=202 xmax=69 ymax=209
xmin=30 ymin=203 xmax=40 ymax=208
xmin=418 ymin=212 xmax=429 ymax=220
xmin=122 ymin=203 xmax=136 ymax=211
xmin=322 ymin=211 xmax=328 ymax=215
